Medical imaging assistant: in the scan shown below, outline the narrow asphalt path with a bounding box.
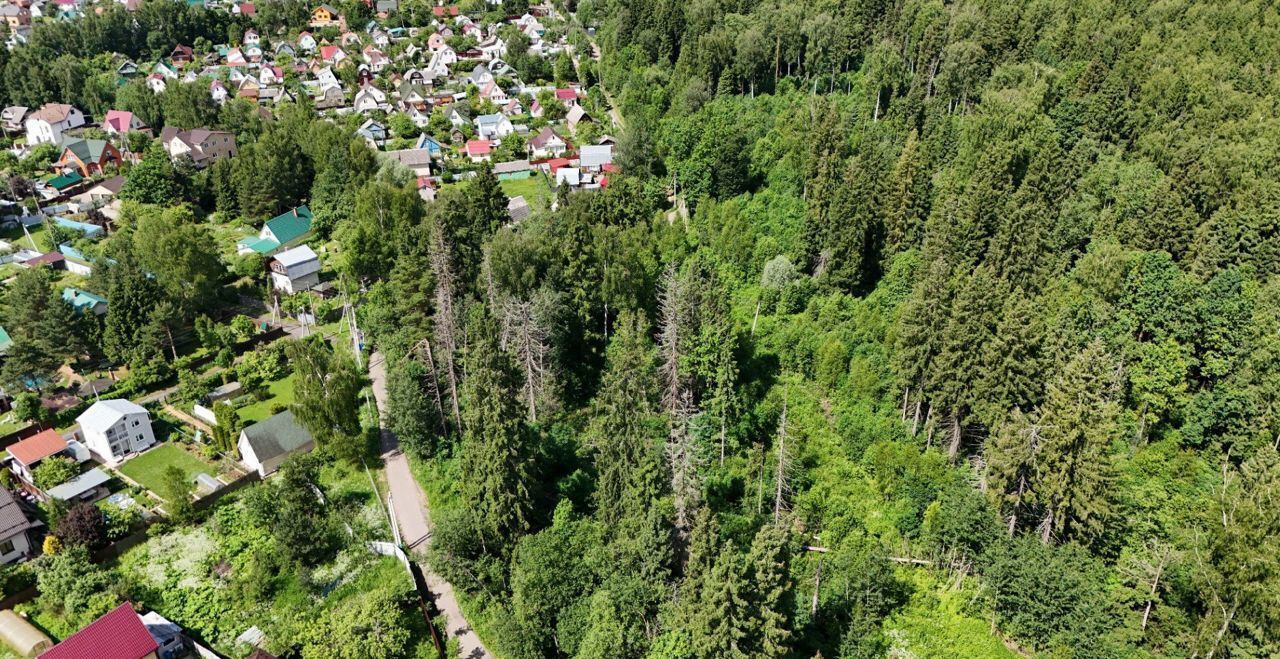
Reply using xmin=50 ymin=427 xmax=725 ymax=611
xmin=369 ymin=352 xmax=493 ymax=659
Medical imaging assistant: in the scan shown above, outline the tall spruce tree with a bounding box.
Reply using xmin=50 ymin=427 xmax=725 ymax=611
xmin=589 ymin=311 xmax=666 ymax=528
xmin=459 ymin=309 xmax=534 ymax=552
xmin=1032 ymin=340 xmax=1121 ymax=544
xmin=747 ymin=523 xmax=793 ymax=658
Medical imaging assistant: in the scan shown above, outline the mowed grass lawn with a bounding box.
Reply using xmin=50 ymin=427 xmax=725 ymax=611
xmin=117 ymin=443 xmax=216 ymax=494
xmin=500 ymin=173 xmax=553 ymax=211
xmin=237 ymin=372 xmax=296 ymax=424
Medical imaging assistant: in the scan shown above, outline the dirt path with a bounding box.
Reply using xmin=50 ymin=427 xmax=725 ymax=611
xmin=369 ymin=352 xmax=493 ymax=659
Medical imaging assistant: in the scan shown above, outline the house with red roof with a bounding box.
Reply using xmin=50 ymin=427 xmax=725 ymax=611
xmin=232 ymin=1 xmax=255 ymax=16
xmin=101 ymin=110 xmax=145 ymax=135
xmin=431 ymin=4 xmax=458 ymax=17
xmin=554 ymin=87 xmax=579 ymax=106
xmin=7 ymin=428 xmax=74 ymax=484
xmin=465 ymin=139 xmax=492 ymax=163
xmin=40 ymin=602 xmax=158 ymax=659
xmin=320 ymin=44 xmax=347 ymax=66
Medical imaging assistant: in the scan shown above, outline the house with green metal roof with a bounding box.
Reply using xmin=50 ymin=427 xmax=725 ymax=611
xmin=46 ymin=171 xmax=82 ymax=192
xmin=0 ymin=326 xmax=12 ymax=355
xmin=62 ymin=287 xmax=107 ymax=316
xmin=236 ymin=205 xmax=313 ymax=256
xmin=57 ymin=138 xmax=122 ymax=176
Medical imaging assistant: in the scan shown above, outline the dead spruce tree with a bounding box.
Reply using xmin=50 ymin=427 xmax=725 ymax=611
xmin=429 ymin=228 xmax=463 ymax=431
xmin=658 ymin=264 xmax=701 ymax=540
xmin=497 ymin=289 xmax=558 ymax=424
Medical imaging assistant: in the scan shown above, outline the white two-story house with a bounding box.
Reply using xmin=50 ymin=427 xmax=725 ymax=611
xmin=269 ymin=244 xmax=321 ymax=294
xmin=76 ymin=399 xmax=156 ymax=465
xmin=25 ymin=103 xmax=86 ymax=145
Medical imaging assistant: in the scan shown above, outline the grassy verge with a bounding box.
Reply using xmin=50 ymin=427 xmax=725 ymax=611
xmin=236 ymin=373 xmax=297 ymax=425
xmin=408 ymin=455 xmax=509 ymax=653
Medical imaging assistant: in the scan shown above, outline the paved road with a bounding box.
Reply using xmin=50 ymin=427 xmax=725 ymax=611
xmin=369 ymin=352 xmax=492 ymax=659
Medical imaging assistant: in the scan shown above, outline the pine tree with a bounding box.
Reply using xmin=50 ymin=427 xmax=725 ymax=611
xmin=0 ymin=268 xmax=84 ymax=390
xmin=986 ymin=408 xmax=1042 ymax=537
xmin=926 ymin=266 xmax=1004 ymax=459
xmin=892 ymin=256 xmax=952 ymax=432
xmin=101 ymin=255 xmax=166 ymax=367
xmin=468 ymin=163 xmax=509 ymax=240
xmin=460 ymin=310 xmax=534 ymax=552
xmin=973 ymin=290 xmax=1047 ymax=430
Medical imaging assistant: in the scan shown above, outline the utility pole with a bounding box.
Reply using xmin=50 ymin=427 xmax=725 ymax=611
xmin=345 ymin=287 xmax=363 ymax=369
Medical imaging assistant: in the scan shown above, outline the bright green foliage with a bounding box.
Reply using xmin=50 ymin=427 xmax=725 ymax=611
xmin=287 ymin=337 xmax=365 ymax=463
xmin=128 ymin=204 xmax=225 ymax=319
xmin=158 ymin=465 xmax=195 ymax=523
xmin=299 ymin=586 xmax=415 ymax=659
xmin=118 ymin=145 xmax=181 ymax=205
xmin=34 ymin=545 xmax=118 ymax=632
xmin=33 ymin=456 xmax=77 ymax=490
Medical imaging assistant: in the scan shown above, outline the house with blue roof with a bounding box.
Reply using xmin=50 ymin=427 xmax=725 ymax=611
xmin=413 ymin=134 xmax=445 ymax=159
xmin=237 ymin=205 xmax=313 ymax=256
xmin=62 ymin=287 xmax=107 ymax=315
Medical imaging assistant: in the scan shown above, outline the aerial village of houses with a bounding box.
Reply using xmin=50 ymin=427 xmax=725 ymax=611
xmin=0 ymin=0 xmax=620 ymax=656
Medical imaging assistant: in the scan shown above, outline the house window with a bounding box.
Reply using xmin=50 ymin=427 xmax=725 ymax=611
xmin=0 ymin=539 xmax=13 ymax=555
xmin=135 ymin=434 xmax=143 ymax=442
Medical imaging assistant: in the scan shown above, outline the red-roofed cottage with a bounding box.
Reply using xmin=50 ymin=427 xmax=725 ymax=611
xmin=101 ymin=110 xmax=145 ymax=135
xmin=465 ymin=139 xmax=492 ymax=163
xmin=7 ymin=428 xmax=73 ymax=483
xmin=40 ymin=602 xmax=158 ymax=659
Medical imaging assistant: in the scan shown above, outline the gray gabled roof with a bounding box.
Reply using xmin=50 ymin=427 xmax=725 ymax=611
xmin=240 ymin=410 xmax=313 ymax=463
xmin=77 ymin=398 xmax=147 ymax=430
xmin=0 ymin=488 xmax=32 ymax=539
xmin=272 ymin=244 xmax=318 ymax=268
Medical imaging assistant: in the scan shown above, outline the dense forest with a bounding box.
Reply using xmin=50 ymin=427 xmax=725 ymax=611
xmin=372 ymin=0 xmax=1280 ymax=657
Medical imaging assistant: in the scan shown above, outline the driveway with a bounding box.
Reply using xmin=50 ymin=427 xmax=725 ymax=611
xmin=369 ymin=352 xmax=493 ymax=659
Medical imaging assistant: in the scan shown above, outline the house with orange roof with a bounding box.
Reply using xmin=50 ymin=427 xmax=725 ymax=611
xmin=7 ymin=428 xmax=75 ymax=484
